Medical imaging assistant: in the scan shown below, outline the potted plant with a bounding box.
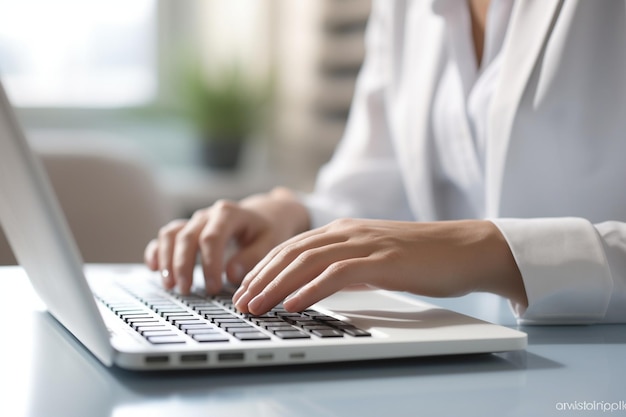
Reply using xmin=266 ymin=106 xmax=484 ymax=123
xmin=179 ymin=62 xmax=271 ymax=170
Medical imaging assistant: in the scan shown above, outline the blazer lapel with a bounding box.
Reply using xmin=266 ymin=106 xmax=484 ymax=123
xmin=486 ymin=0 xmax=563 ymax=216
xmin=394 ymin=2 xmax=446 ymax=220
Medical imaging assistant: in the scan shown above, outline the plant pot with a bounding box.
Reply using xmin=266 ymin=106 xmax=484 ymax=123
xmin=200 ymin=139 xmax=244 ymax=170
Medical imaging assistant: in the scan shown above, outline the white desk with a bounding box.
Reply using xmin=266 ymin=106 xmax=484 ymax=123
xmin=2 ymin=265 xmax=625 ymax=417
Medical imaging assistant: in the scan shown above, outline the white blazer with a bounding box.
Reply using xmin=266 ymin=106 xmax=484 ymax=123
xmin=304 ymin=0 xmax=626 ymax=324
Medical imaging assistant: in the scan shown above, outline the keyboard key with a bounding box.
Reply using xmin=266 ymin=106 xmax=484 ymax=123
xmin=289 ymin=319 xmax=322 ymax=326
xmin=126 ymin=317 xmax=159 ymax=324
xmin=185 ymin=328 xmax=222 ymax=335
xmin=153 ymin=307 xmax=186 ymax=314
xmin=312 ymin=329 xmax=344 ymax=338
xmin=314 ymin=316 xmax=342 ymax=323
xmin=121 ymin=313 xmax=153 ymax=321
xmin=252 ymin=318 xmax=284 ymax=326
xmin=167 ymin=316 xmax=202 ymax=325
xmin=302 ymin=324 xmax=336 ymax=331
xmin=198 ymin=308 xmax=228 ymax=315
xmin=274 ymin=330 xmax=310 ymax=339
xmin=149 ymin=302 xmax=179 ymax=309
xmin=113 ymin=308 xmax=145 ymax=315
xmin=222 ymin=322 xmax=254 ymax=329
xmin=204 ymin=313 xmax=236 ymax=321
xmin=162 ymin=313 xmax=196 ymax=320
xmin=193 ymin=333 xmax=230 ymax=343
xmin=131 ymin=322 xmax=163 ymax=330
xmin=214 ymin=318 xmax=246 ymax=326
xmin=342 ymin=327 xmax=372 ymax=337
xmin=192 ymin=307 xmax=219 ymax=314
xmin=147 ymin=335 xmax=187 ymax=344
xmin=141 ymin=330 xmax=177 ymax=337
xmin=179 ymin=323 xmax=215 ymax=331
xmin=276 ymin=312 xmax=303 ymax=318
xmin=234 ymin=332 xmax=271 ymax=341
xmin=136 ymin=326 xmax=170 ymax=334
xmin=265 ymin=324 xmax=298 ymax=332
xmin=170 ymin=318 xmax=202 ymax=325
xmin=226 ymin=327 xmax=258 ymax=334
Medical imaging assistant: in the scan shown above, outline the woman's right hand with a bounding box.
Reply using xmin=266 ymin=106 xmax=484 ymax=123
xmin=144 ymin=187 xmax=310 ymax=295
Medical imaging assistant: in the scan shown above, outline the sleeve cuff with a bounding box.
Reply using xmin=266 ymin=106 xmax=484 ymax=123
xmin=491 ymin=217 xmax=613 ymax=324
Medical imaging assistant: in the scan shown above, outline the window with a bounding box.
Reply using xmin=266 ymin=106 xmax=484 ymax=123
xmin=0 ymin=0 xmax=157 ymax=108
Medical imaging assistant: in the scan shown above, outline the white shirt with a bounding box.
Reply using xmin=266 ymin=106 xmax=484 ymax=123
xmin=303 ymin=0 xmax=626 ymax=325
xmin=431 ymin=0 xmax=513 ymax=220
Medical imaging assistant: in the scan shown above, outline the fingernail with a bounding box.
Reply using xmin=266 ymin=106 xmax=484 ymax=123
xmin=247 ymin=292 xmax=266 ymax=314
xmin=234 ymin=290 xmax=252 ymax=311
xmin=283 ymin=292 xmax=301 ymax=312
xmin=161 ymin=269 xmax=173 ymax=288
xmin=232 ymin=286 xmax=245 ymax=302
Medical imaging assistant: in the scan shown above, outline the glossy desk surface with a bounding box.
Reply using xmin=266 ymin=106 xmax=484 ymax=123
xmin=1 ymin=265 xmax=624 ymax=417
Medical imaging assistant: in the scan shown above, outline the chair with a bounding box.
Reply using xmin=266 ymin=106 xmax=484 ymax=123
xmin=0 ymin=132 xmax=173 ymax=265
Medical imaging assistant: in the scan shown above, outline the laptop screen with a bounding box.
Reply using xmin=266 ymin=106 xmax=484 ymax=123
xmin=0 ymin=81 xmax=113 ymax=365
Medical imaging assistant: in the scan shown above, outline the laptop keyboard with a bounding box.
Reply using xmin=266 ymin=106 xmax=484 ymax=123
xmin=95 ymin=282 xmax=371 ymax=345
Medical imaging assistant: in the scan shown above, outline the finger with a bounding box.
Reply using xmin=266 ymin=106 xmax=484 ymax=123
xmin=172 ymin=211 xmax=211 ymax=294
xmin=156 ymin=219 xmax=187 ymax=289
xmin=283 ymin=258 xmax=375 ymax=312
xmin=232 ymin=229 xmax=330 ymax=306
xmin=144 ymin=239 xmax=158 ymax=270
xmin=198 ymin=200 xmax=258 ymax=293
xmin=238 ymin=240 xmax=358 ymax=315
xmin=235 ymin=226 xmax=332 ymax=298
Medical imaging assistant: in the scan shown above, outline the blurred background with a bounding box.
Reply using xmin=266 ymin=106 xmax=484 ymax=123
xmin=0 ymin=0 xmax=371 ymax=264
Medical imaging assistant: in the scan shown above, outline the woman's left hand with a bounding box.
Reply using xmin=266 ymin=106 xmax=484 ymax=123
xmin=233 ymin=218 xmax=527 ymax=315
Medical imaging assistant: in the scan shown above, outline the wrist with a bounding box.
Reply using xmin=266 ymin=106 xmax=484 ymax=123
xmin=477 ymin=220 xmax=528 ymax=308
xmin=241 ymin=187 xmax=310 ymax=238
xmin=268 ymin=187 xmax=311 ymax=235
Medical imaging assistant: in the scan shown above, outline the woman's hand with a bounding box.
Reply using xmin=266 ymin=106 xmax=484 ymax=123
xmin=144 ymin=187 xmax=309 ymax=295
xmin=233 ymin=218 xmax=527 ymax=315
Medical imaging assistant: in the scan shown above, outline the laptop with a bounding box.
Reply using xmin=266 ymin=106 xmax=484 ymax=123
xmin=0 ymin=80 xmax=526 ymax=370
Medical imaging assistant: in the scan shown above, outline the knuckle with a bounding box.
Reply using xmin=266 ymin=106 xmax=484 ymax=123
xmin=175 ymin=229 xmax=197 ymax=246
xmin=328 ymin=218 xmax=355 ymax=230
xmin=212 ymin=199 xmax=238 ymax=213
xmin=294 ymin=249 xmax=318 ymax=266
xmin=158 ymin=220 xmax=184 ymax=239
xmin=245 ymin=275 xmax=267 ymax=294
xmin=199 ymin=230 xmax=221 ymax=246
xmin=277 ymin=242 xmax=303 ymax=263
xmin=326 ymin=260 xmax=353 ymax=278
xmin=190 ymin=208 xmax=208 ymax=220
xmin=305 ymin=279 xmax=325 ymax=297
xmin=266 ymin=244 xmax=284 ymax=259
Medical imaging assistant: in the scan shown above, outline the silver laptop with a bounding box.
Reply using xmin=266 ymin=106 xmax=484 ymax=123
xmin=0 ymin=80 xmax=526 ymax=370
